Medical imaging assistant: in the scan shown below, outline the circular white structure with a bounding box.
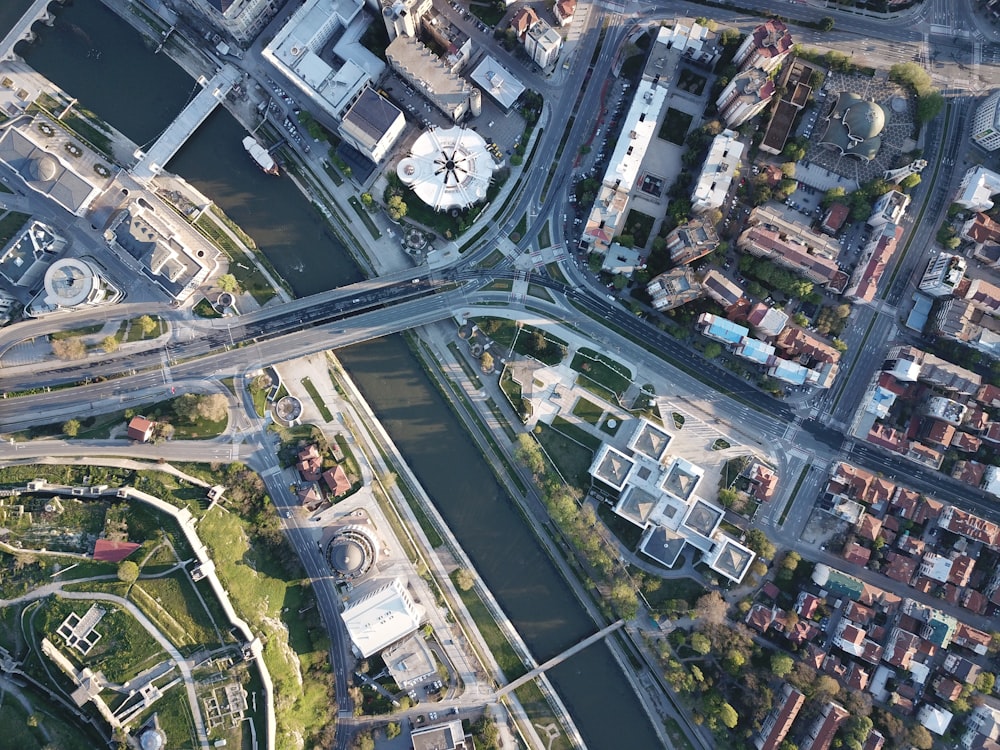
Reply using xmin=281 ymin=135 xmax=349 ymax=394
xmin=44 ymin=257 xmax=100 ymax=307
xmin=397 ymin=126 xmax=496 ymax=212
xmin=326 ymin=524 xmax=379 ymax=580
xmin=139 ymin=727 xmax=165 ymax=750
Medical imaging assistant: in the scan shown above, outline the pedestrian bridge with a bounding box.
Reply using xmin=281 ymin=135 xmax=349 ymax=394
xmin=132 ymin=64 xmax=240 ymax=182
xmin=0 ymin=0 xmax=60 ymax=62
xmin=495 ymin=619 xmax=625 ymax=698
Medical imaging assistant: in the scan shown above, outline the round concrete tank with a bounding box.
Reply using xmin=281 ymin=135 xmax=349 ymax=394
xmin=470 ymin=88 xmax=482 ymax=118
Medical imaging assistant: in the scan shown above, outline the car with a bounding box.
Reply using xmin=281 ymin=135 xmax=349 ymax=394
xmin=429 ymin=712 xmax=438 ymax=721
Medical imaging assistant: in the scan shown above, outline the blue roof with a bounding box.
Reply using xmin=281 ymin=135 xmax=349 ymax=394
xmin=736 ymin=337 xmax=775 ymax=364
xmin=905 ymin=293 xmax=933 ymax=332
xmin=706 ymin=318 xmax=749 ymax=345
xmin=770 ymin=359 xmax=808 ymax=385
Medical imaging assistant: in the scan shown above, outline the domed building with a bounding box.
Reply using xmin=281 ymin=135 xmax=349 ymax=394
xmin=396 ymin=126 xmax=496 ymax=212
xmin=326 ymin=524 xmax=379 ymax=580
xmin=819 ymin=92 xmax=890 ymax=161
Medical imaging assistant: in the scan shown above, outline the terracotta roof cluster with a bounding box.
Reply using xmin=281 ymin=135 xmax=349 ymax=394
xmin=322 ymin=465 xmax=351 ymax=497
xmin=828 ymin=463 xmax=895 ymax=504
xmin=940 ymin=506 xmax=1000 ymax=547
xmin=775 ymin=326 xmax=841 ymax=364
xmin=847 ymin=224 xmax=903 ymax=303
xmin=756 ymin=684 xmax=805 ymax=750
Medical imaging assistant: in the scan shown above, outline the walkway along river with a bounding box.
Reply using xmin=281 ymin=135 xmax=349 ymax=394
xmin=18 ymin=4 xmax=665 ymax=748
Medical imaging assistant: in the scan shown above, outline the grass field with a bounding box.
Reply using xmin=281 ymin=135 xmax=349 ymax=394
xmin=658 ymin=107 xmax=694 ymax=145
xmin=535 ymin=423 xmax=594 ymax=489
xmin=301 ymin=377 xmax=334 ymax=422
xmin=571 ymin=397 xmax=604 ymax=425
xmin=550 ymin=415 xmax=602 ymax=451
xmin=571 ymin=348 xmax=632 ymax=399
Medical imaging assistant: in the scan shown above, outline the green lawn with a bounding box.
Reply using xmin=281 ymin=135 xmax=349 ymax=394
xmin=138 ymin=396 xmax=228 ymax=439
xmin=451 ymin=570 xmax=526 ymax=679
xmin=301 ymin=377 xmax=334 ymax=422
xmin=125 ymin=315 xmax=163 ymax=342
xmin=50 ymin=324 xmax=103 ymax=341
xmin=129 ymin=572 xmax=227 ymax=651
xmin=475 ymin=318 xmax=568 ymax=365
xmin=349 ymin=196 xmax=382 ymax=239
xmin=571 ymin=397 xmax=604 ymax=425
xmin=535 ymin=423 xmax=594 ymax=489
xmin=620 ymin=209 xmax=656 ymax=249
xmin=194 ymin=213 xmax=275 ymax=305
xmin=658 ymin=107 xmax=694 ymax=145
xmin=571 ymin=348 xmax=632 ymax=399
xmin=550 ymin=415 xmax=602 ymax=451
xmin=468 ymin=0 xmax=505 ymax=26
xmin=193 ymin=297 xmax=222 ymax=318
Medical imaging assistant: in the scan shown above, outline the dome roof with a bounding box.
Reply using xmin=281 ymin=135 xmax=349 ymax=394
xmin=843 ymin=99 xmax=886 ymax=141
xmin=326 ymin=525 xmax=378 ymax=579
xmin=330 ymin=539 xmax=366 ymax=576
xmin=30 ymin=154 xmax=59 ymax=182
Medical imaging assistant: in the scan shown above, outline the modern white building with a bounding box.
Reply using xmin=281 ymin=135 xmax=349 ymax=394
xmin=691 ymin=129 xmax=744 ymax=213
xmin=0 ymin=221 xmax=66 ymax=290
xmin=868 ymin=189 xmax=910 ymax=228
xmin=734 ymin=19 xmax=793 ymax=73
xmin=28 ymin=257 xmax=122 ymax=316
xmin=468 ymin=56 xmax=525 ymax=112
xmin=341 ymin=578 xmax=425 ymax=657
xmin=381 ymin=0 xmax=433 ymax=40
xmin=397 ymin=126 xmax=495 ymax=211
xmin=524 ymin=20 xmax=562 ymax=69
xmin=180 ymin=0 xmax=281 ymax=44
xmin=955 ymin=166 xmax=1000 ymax=212
xmin=655 ymin=19 xmax=718 ymax=68
xmin=262 ymin=0 xmax=384 ymax=125
xmin=972 ymin=90 xmax=1000 ymax=152
xmin=337 ymin=87 xmax=405 ymax=163
xmin=716 ymin=68 xmax=775 ymax=127
xmin=920 ymin=254 xmax=967 ymax=298
xmin=582 ymin=79 xmax=668 ymax=252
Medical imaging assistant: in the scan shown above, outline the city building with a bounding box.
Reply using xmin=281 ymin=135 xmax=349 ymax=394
xmin=27 ymin=257 xmax=123 ymax=316
xmin=337 ymin=87 xmax=405 ymax=163
xmin=845 ymin=224 xmax=903 ymax=304
xmin=396 ymin=126 xmax=495 ymax=211
xmin=750 ymin=206 xmax=843 ymax=260
xmin=126 ymin=416 xmax=155 ymax=443
xmin=646 ymin=267 xmax=701 ymax=311
xmin=180 ymin=0 xmax=281 ymax=44
xmin=716 ymin=68 xmax=775 ymax=127
xmin=698 ymin=313 xmax=749 ymax=345
xmin=381 ymin=0 xmax=433 ymax=40
xmin=700 ymin=270 xmax=744 ymax=309
xmin=971 ymin=89 xmax=1000 ymax=151
xmin=0 ymin=122 xmax=105 ymax=217
xmin=737 ymin=225 xmax=847 ymax=291
xmin=590 ymin=420 xmax=756 ymax=582
xmin=801 ymin=702 xmax=850 ymax=750
xmin=746 ymin=302 xmax=789 ymax=337
xmin=524 ymin=20 xmax=562 ymax=69
xmin=582 ymin=78 xmax=668 ymax=252
xmin=420 ymin=4 xmax=471 ymax=71
xmin=468 ymin=56 xmax=525 ymax=112
xmin=885 ymin=345 xmax=981 ymax=395
xmin=654 ymin=19 xmax=719 ymax=68
xmin=666 ymin=217 xmax=718 ymax=265
xmin=734 ymin=19 xmax=793 ymax=73
xmin=820 ymin=203 xmax=850 ymax=235
xmin=0 ymin=220 xmax=67 ymax=291
xmin=961 ymin=213 xmax=1000 ymax=266
xmin=955 ymin=165 xmax=1000 ymax=212
xmin=868 ymin=189 xmax=910 ymax=228
xmin=691 ymin=129 xmax=744 ymax=213
xmin=410 ymin=719 xmax=470 ymax=750
xmin=105 ymin=200 xmax=217 ymax=302
xmin=819 ymin=93 xmax=890 ymax=161
xmin=553 ymin=0 xmax=576 ymax=26
xmin=387 ymin=36 xmax=477 ymax=122
xmin=920 ymin=254 xmax=967 ymax=298
xmin=326 ymin=524 xmax=380 ymax=580
xmin=963 ymin=702 xmax=1000 ymax=749
xmin=509 ymin=6 xmax=539 ymax=39
xmin=601 ymin=242 xmax=643 ymax=274
xmin=760 ymin=58 xmax=814 ymax=155
xmin=965 ymin=277 xmax=1000 ymax=314
xmin=341 ymin=578 xmax=425 ymax=657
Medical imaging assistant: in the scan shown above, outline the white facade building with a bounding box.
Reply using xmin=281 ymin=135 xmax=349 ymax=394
xmin=397 ymin=127 xmax=495 ymax=211
xmin=524 ymin=20 xmax=561 ymax=69
xmin=920 ymin=254 xmax=967 ymax=298
xmin=182 ymin=0 xmax=281 ymax=44
xmin=691 ymin=129 xmax=744 ymax=213
xmin=972 ymin=90 xmax=1000 ymax=152
xmin=955 ymin=166 xmax=1000 ymax=212
xmin=341 ymin=578 xmax=425 ymax=657
xmin=28 ymin=257 xmax=122 ymax=316
xmin=716 ymin=68 xmax=775 ymax=127
xmin=337 ymin=87 xmax=405 ymax=163
xmin=868 ymin=189 xmax=910 ymax=228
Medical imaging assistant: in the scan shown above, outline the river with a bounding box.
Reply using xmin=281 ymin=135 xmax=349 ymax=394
xmin=17 ymin=4 xmax=664 ymax=748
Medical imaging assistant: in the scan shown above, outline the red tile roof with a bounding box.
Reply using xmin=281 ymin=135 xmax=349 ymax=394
xmin=93 ymin=539 xmax=141 ymax=563
xmin=322 ymin=465 xmax=351 ymax=496
xmin=843 ymin=542 xmax=871 ymax=566
xmin=127 ymin=416 xmax=154 ymax=442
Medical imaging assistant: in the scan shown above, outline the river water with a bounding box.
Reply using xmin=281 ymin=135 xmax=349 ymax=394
xmin=17 ymin=4 xmax=663 ymax=747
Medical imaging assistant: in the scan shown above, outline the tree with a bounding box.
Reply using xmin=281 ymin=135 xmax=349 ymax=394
xmin=717 ymin=488 xmax=739 ymax=507
xmin=480 ymin=351 xmax=495 ymax=374
xmin=917 ymin=91 xmax=944 ymax=123
xmin=62 ymin=419 xmax=81 ymax=437
xmin=745 ymin=529 xmax=775 ymax=559
xmin=136 ymin=314 xmax=158 ymax=336
xmin=703 ymin=342 xmax=723 ymax=359
xmin=387 ymin=195 xmax=408 ymax=221
xmin=51 ymin=336 xmax=87 ymax=360
xmin=818 ymin=16 xmax=834 ymax=31
xmin=360 ymin=192 xmax=374 ymax=209
xmin=780 ymin=162 xmax=796 ymax=178
xmin=101 ymin=335 xmax=120 ymax=353
xmin=217 ymin=273 xmax=240 ymax=293
xmin=717 ymin=702 xmax=738 ymax=729
xmin=693 ymin=591 xmax=727 ymax=626
xmin=455 ymin=568 xmax=475 ymax=591
xmin=386 ymin=722 xmax=401 ymax=740
xmin=976 ymin=672 xmax=996 ymax=694
xmin=117 ymin=560 xmax=139 ymax=585
xmin=832 ymin=338 xmax=848 ymax=353
xmin=899 ymin=173 xmax=921 ymax=191
xmin=514 ymin=434 xmax=545 ymax=476
xmin=610 ymin=580 xmax=638 ymax=620
xmin=724 ymin=648 xmax=746 ymax=673
xmin=905 ymin=725 xmax=933 ymax=750
xmin=353 ymin=732 xmax=375 ymax=750
xmin=771 ymin=653 xmax=794 ymax=677
xmin=690 ymin=632 xmax=711 ymax=655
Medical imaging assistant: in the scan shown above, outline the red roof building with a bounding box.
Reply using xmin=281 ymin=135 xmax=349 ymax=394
xmin=961 ymin=589 xmax=988 ymax=615
xmin=801 ymin=702 xmax=849 ymax=750
xmin=820 ymin=203 xmax=849 ymax=235
xmin=796 ymin=592 xmax=822 ymax=619
xmin=951 ymin=431 xmax=982 ymax=453
xmin=750 ymin=463 xmax=779 ymax=502
xmin=856 ymin=514 xmax=883 ymax=542
xmin=843 ymin=542 xmax=871 ymax=567
xmin=322 ymin=465 xmax=351 ymax=496
xmin=977 ymin=383 xmax=1000 ymax=408
xmin=890 ymin=487 xmax=920 ymax=519
xmin=884 ymin=552 xmax=917 ymax=584
xmin=127 ymin=416 xmax=154 ymax=443
xmin=510 ymin=6 xmax=539 ymax=39
xmin=884 ymin=628 xmax=920 ymax=668
xmin=296 ymin=444 xmax=323 ymax=482
xmin=93 ymin=539 xmax=141 ymax=563
xmin=756 ymin=684 xmax=805 ymax=750
xmin=862 ymin=729 xmax=885 ymax=750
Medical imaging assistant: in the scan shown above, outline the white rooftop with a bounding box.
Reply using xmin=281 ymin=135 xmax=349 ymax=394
xmin=397 ymin=126 xmax=495 ymax=211
xmin=692 ymin=129 xmax=744 ymax=211
xmin=468 ymin=55 xmax=525 ymax=110
xmin=602 ymin=79 xmax=668 ymax=194
xmin=342 ymin=578 xmax=424 ymax=657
